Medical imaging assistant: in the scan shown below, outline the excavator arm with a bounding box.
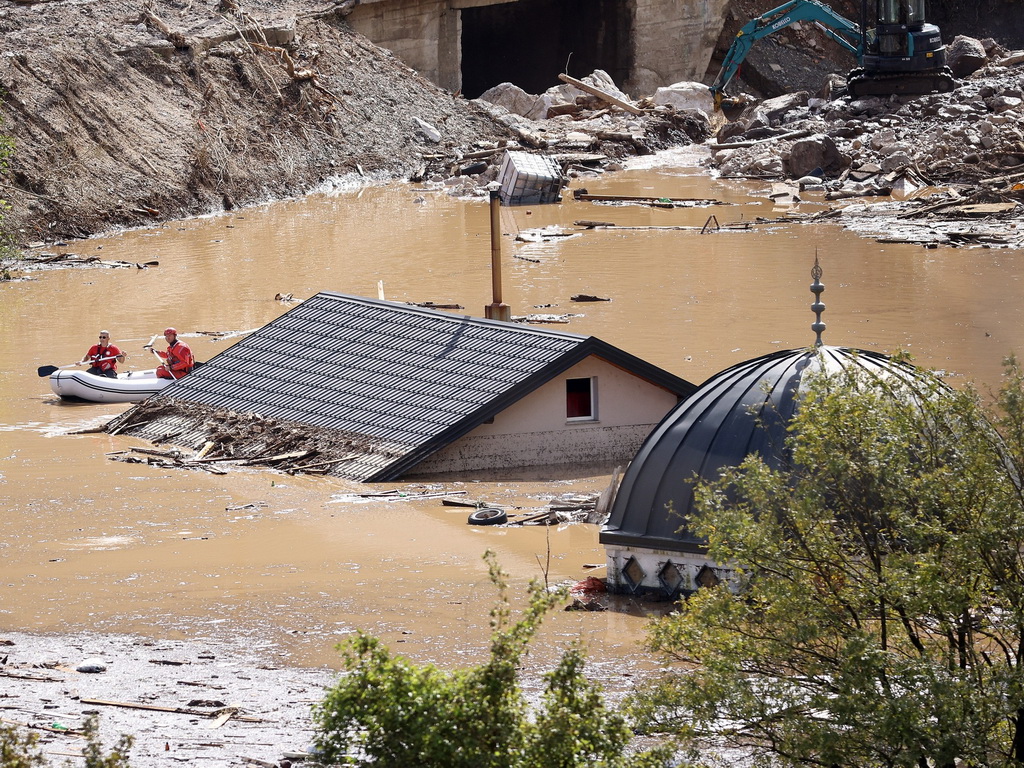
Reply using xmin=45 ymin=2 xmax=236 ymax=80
xmin=709 ymin=0 xmax=863 ymax=108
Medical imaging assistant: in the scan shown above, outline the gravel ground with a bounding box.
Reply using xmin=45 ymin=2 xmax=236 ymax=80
xmin=1 ymin=630 xmax=335 ymax=767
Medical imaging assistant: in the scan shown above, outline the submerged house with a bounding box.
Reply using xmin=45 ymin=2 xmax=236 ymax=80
xmin=600 ymin=262 xmax=927 ymax=597
xmin=109 ymin=291 xmax=695 ymax=482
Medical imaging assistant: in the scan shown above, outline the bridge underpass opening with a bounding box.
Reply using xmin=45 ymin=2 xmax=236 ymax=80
xmin=460 ymin=0 xmax=632 ymax=100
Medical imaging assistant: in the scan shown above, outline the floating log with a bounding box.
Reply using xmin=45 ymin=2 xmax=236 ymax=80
xmin=573 ymin=190 xmax=723 ymax=207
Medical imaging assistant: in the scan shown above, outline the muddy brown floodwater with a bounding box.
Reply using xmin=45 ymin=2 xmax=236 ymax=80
xmin=3 ymin=146 xmax=1024 ymax=705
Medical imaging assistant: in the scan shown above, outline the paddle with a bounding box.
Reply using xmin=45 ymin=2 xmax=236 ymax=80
xmin=37 ymin=356 xmax=118 ymax=378
xmin=145 ymin=335 xmax=182 ymax=380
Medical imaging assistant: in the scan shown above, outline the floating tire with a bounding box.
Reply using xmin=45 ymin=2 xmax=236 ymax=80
xmin=468 ymin=507 xmax=508 ymax=526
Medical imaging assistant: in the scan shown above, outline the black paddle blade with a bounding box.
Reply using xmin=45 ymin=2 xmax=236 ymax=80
xmin=37 ymin=365 xmax=59 ymax=377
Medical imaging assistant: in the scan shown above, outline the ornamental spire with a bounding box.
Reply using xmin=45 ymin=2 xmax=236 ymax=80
xmin=810 ymin=254 xmax=825 ymax=347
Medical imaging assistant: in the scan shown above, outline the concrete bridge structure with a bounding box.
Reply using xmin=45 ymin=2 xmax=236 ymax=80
xmin=346 ymin=0 xmax=731 ymax=100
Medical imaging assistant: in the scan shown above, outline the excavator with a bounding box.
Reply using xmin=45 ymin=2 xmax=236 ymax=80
xmin=709 ymin=0 xmax=956 ymax=108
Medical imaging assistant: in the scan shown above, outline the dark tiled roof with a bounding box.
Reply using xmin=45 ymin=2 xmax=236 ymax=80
xmin=121 ymin=292 xmax=695 ymax=481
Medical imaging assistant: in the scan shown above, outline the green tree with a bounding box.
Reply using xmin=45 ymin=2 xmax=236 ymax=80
xmin=627 ymin=354 xmax=1024 ymax=768
xmin=1 ymin=717 xmax=132 ymax=768
xmin=313 ymin=550 xmax=672 ymax=768
xmin=0 ymin=724 xmax=46 ymax=768
xmin=0 ymin=124 xmax=18 ymax=279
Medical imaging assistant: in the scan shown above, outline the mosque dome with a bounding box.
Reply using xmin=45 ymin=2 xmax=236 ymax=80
xmin=600 ymin=345 xmax=910 ymax=553
xmin=599 ymin=260 xmax=925 ymax=596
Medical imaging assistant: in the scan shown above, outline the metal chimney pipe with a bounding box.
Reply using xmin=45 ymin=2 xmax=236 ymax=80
xmin=485 ymin=190 xmax=511 ymax=321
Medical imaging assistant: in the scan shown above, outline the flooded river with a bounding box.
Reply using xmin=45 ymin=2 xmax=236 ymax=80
xmin=3 ymin=147 xmax=1023 ymax=685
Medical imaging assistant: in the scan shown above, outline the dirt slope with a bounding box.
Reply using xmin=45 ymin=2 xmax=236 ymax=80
xmin=0 ymin=0 xmax=515 ymax=244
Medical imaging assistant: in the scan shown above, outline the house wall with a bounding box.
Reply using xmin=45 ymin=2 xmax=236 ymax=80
xmin=410 ymin=356 xmax=681 ymax=474
xmin=347 ymin=0 xmax=728 ymax=97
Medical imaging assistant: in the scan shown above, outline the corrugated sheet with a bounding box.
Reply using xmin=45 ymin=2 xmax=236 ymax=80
xmin=111 ymin=292 xmax=695 ymax=481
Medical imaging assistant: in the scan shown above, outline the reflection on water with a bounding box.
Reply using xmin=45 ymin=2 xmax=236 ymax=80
xmin=1 ymin=148 xmax=1023 ymax=681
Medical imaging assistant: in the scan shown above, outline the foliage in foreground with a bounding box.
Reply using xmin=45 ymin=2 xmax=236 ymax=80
xmin=0 ymin=121 xmax=18 ymax=278
xmin=313 ymin=550 xmax=673 ymax=768
xmin=627 ymin=354 xmax=1024 ymax=768
xmin=1 ymin=717 xmax=133 ymax=768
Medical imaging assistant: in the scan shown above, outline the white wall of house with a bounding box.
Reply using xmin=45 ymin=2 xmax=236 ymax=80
xmin=410 ymin=356 xmax=681 ymax=474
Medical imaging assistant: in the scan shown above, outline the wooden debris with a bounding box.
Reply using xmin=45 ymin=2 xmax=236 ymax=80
xmin=570 ymin=294 xmax=610 ymax=302
xmin=0 ymin=717 xmax=82 ymax=735
xmin=573 ymin=190 xmax=723 ymax=207
xmin=0 ymin=669 xmax=61 ymax=682
xmin=79 ymin=698 xmax=262 ymax=722
xmin=558 ymin=73 xmax=644 ymax=115
xmin=459 ymin=148 xmax=501 ymax=161
xmin=408 ymin=301 xmax=464 ymax=309
xmin=515 ymin=313 xmax=582 ymax=324
xmin=504 ymin=493 xmax=601 ymax=526
xmin=206 ymin=707 xmax=239 ymax=729
xmin=441 ymin=497 xmax=479 ymax=508
xmin=20 ymin=252 xmax=159 ymax=270
xmin=335 ymin=489 xmax=468 ymax=503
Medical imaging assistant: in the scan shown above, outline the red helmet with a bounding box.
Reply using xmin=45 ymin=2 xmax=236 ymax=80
xmin=164 ymin=327 xmax=177 ymax=335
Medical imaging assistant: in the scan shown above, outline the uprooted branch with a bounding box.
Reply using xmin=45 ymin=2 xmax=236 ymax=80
xmin=249 ymin=41 xmax=317 ymax=81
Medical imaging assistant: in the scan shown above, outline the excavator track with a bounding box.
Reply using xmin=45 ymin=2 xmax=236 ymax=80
xmin=846 ymin=67 xmax=956 ymax=99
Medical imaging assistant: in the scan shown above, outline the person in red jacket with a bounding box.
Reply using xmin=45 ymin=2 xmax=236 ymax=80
xmin=149 ymin=327 xmax=194 ymax=380
xmin=81 ymin=330 xmax=126 ymax=378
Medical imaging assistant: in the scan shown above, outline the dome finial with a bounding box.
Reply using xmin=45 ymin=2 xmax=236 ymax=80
xmin=810 ymin=253 xmax=825 ymax=347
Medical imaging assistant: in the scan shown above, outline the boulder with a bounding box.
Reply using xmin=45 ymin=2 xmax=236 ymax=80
xmin=946 ymin=35 xmax=988 ymax=78
xmin=785 ymin=134 xmax=850 ymax=179
xmin=478 ymin=82 xmax=547 ymax=120
xmin=716 ymin=120 xmax=748 ymax=143
xmin=880 ymin=151 xmax=913 ymax=173
xmin=743 ymin=92 xmax=810 ymax=126
xmin=652 ymin=81 xmax=725 ymax=130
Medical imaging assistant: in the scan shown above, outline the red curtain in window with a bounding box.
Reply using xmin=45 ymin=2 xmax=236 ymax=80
xmin=566 ymin=379 xmax=592 ymax=418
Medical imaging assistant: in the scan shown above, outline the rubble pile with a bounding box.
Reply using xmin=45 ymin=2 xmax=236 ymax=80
xmin=418 ymin=72 xmax=715 ymax=200
xmin=711 ymin=52 xmax=1024 ymax=186
xmin=700 ymin=40 xmax=1024 ymax=247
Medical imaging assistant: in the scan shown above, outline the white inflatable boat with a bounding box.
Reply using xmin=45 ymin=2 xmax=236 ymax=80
xmin=49 ymin=368 xmax=173 ymax=403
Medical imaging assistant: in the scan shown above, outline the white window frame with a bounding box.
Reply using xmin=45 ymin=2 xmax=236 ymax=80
xmin=565 ymin=376 xmax=598 ymax=422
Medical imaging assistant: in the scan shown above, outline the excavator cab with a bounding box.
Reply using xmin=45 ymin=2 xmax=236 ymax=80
xmin=850 ymin=0 xmax=954 ymax=95
xmin=707 ymin=0 xmax=955 ymax=108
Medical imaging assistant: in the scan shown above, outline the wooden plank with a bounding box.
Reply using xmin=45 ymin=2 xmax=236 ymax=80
xmin=79 ymin=698 xmax=261 ymax=722
xmin=441 ymin=497 xmax=478 ymax=507
xmin=206 ymin=708 xmax=238 ymax=729
xmin=573 ymin=191 xmax=720 ymax=205
xmin=0 ymin=670 xmax=62 ymax=682
xmin=558 ymin=73 xmax=643 ymax=115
